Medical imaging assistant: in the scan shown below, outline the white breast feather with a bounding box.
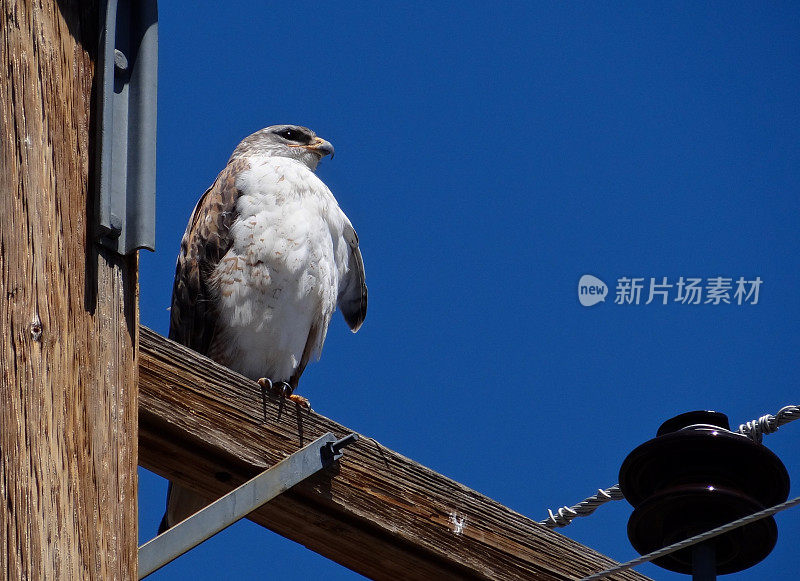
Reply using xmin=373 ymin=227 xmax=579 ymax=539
xmin=211 ymin=156 xmax=352 ymax=381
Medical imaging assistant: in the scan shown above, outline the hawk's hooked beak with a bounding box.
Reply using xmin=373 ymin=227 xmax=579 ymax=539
xmin=293 ymin=137 xmax=334 ymax=159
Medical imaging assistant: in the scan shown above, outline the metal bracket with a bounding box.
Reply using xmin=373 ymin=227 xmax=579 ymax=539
xmin=95 ymin=0 xmax=158 ymax=254
xmin=137 ymin=432 xmax=359 ymax=579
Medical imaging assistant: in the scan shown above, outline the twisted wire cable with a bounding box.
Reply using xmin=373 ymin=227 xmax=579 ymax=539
xmin=542 ymin=485 xmax=624 ymax=528
xmin=737 ymin=405 xmax=800 ymax=444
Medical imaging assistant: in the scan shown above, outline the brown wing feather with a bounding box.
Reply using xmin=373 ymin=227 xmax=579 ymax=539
xmin=162 ymin=159 xmax=248 ymax=533
xmin=168 ymin=159 xmax=248 ymax=356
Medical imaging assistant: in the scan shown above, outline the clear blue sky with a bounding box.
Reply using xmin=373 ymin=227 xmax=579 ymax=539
xmin=138 ymin=3 xmax=800 ymax=579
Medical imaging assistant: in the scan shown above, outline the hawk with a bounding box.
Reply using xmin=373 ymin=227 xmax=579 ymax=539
xmin=159 ymin=125 xmax=367 ymax=531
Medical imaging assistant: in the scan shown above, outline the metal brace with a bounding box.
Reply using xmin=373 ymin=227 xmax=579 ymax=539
xmin=96 ymin=0 xmax=158 ymax=254
xmin=138 ymin=432 xmax=359 ymax=579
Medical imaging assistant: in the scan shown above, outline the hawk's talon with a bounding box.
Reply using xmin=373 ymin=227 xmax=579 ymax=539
xmin=258 ymin=377 xmax=289 ymax=396
xmin=257 ymin=378 xmax=272 ymax=423
xmin=256 ymin=378 xmax=311 ymax=414
xmin=275 ymin=381 xmax=293 ymax=398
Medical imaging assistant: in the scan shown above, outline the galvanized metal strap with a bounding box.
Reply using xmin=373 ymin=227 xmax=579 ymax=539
xmin=138 ymin=432 xmax=358 ymax=578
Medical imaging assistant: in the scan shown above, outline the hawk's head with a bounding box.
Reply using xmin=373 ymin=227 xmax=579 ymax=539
xmin=230 ymin=125 xmax=334 ymax=170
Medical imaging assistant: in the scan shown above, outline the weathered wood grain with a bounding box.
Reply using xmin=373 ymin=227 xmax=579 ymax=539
xmin=0 ymin=1 xmax=138 ymax=578
xmin=139 ymin=327 xmax=647 ymax=580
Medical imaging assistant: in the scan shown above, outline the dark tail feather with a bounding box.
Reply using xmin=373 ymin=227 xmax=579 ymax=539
xmin=157 ymin=513 xmax=171 ymax=535
xmin=157 ymin=481 xmax=174 ymax=534
xmin=157 ymin=481 xmax=211 ymax=535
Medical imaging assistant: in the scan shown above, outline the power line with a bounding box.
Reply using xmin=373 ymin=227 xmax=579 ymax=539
xmin=581 ymin=494 xmax=800 ymax=580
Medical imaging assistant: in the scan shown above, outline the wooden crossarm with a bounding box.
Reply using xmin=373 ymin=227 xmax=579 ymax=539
xmin=138 ymin=326 xmax=648 ymax=581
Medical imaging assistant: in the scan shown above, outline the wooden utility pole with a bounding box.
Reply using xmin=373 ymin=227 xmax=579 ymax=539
xmin=1 ymin=1 xmax=138 ymax=578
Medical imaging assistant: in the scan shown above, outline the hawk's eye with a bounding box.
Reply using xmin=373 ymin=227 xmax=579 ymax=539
xmin=278 ymin=129 xmax=304 ymax=142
